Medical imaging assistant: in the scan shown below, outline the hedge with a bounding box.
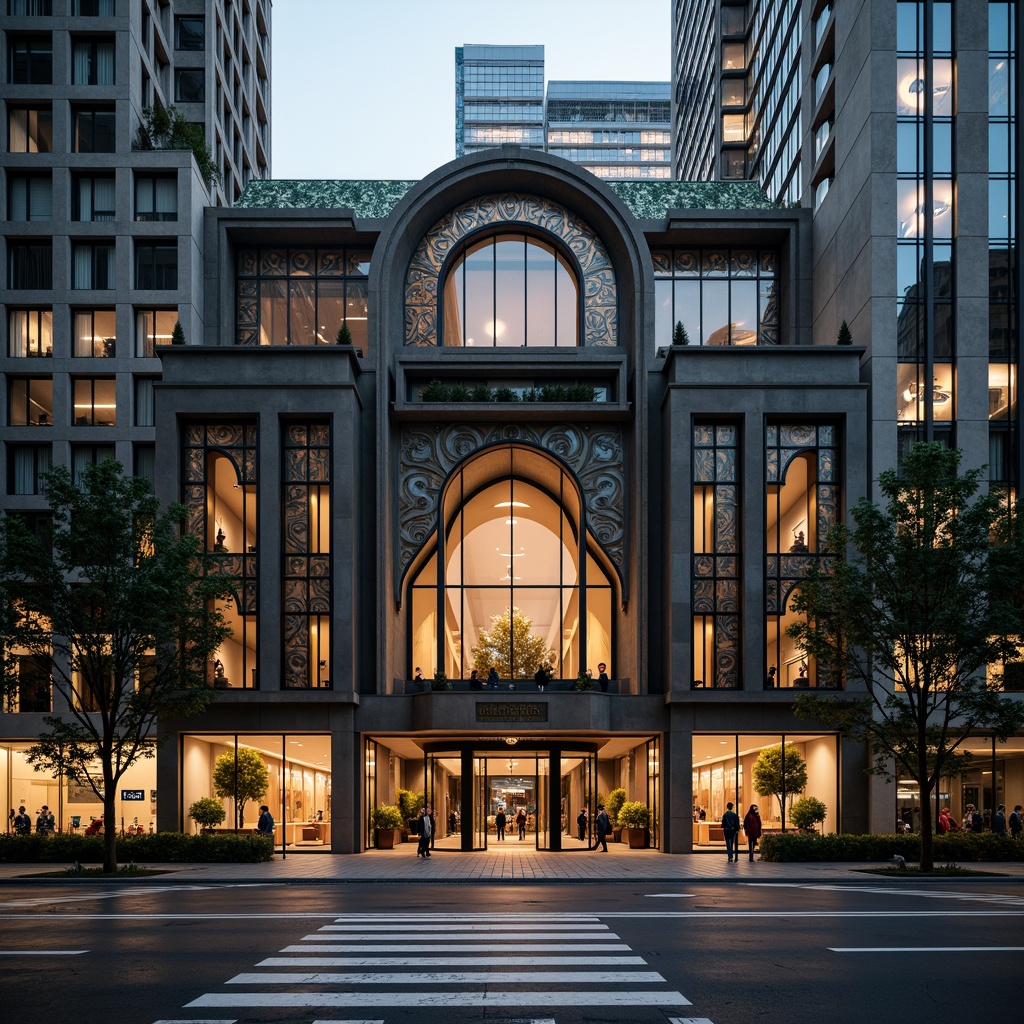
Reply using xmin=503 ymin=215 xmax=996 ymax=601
xmin=0 ymin=831 xmax=274 ymax=864
xmin=758 ymin=831 xmax=1024 ymax=862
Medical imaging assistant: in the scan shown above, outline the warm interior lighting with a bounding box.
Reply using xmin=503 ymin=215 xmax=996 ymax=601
xmin=902 ymin=379 xmax=950 ymax=404
xmin=494 ymin=501 xmax=530 ymax=508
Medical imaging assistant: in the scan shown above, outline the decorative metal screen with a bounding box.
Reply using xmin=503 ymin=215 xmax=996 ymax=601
xmin=692 ymin=424 xmax=740 ymax=688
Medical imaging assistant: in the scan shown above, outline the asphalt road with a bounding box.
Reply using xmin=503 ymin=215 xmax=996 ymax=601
xmin=0 ymin=879 xmax=1021 ymax=1024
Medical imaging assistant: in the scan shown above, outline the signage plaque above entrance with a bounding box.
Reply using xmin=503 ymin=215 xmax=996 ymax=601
xmin=476 ymin=702 xmax=548 ymax=723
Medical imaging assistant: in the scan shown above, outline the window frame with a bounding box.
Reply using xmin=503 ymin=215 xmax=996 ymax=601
xmin=72 ymin=377 xmax=117 ymax=427
xmin=135 ymin=242 xmax=178 ymax=290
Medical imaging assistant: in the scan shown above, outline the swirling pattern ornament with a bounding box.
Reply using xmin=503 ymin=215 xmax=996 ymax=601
xmin=397 ymin=423 xmax=626 ymax=594
xmin=405 ymin=193 xmax=617 ymax=348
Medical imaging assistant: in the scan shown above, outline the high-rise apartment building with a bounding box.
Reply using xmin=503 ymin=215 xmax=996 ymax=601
xmin=2 ymin=0 xmax=271 ymax=587
xmin=545 ymin=80 xmax=672 ymax=180
xmin=456 ymin=45 xmax=670 ymax=180
xmin=455 ymin=44 xmax=546 ymax=157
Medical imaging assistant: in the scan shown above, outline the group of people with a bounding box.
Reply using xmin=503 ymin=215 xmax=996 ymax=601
xmin=720 ymin=802 xmax=763 ymax=862
xmin=9 ymin=805 xmax=53 ymax=835
xmin=911 ymin=802 xmax=1024 ymax=837
xmin=416 ymin=664 xmax=612 ymax=689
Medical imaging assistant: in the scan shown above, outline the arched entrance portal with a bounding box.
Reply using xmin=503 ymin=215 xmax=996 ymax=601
xmin=423 ymin=742 xmax=598 ymax=851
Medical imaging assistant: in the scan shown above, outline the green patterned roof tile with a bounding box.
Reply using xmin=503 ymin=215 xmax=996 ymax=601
xmin=235 ymin=178 xmax=774 ymax=220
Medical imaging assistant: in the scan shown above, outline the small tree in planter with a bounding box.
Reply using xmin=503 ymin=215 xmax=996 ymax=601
xmin=188 ymin=797 xmax=226 ymax=833
xmin=606 ymin=787 xmax=627 ymax=825
xmin=213 ymin=747 xmax=269 ymax=829
xmin=336 ymin=322 xmax=353 ymax=346
xmin=789 ymin=796 xmax=828 ymax=834
xmin=397 ymin=788 xmax=423 ymax=839
xmin=672 ymin=320 xmax=690 ymax=346
xmin=617 ymin=800 xmax=651 ymax=847
xmin=171 ymin=320 xmax=186 ymax=345
xmin=371 ymin=804 xmax=405 ymax=849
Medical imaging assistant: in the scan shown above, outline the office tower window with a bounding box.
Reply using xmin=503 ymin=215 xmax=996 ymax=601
xmin=73 ymin=309 xmax=116 ymax=357
xmin=72 ymin=378 xmax=116 ymax=426
xmin=692 ymin=424 xmax=741 ymax=689
xmin=183 ymin=423 xmax=258 ymax=688
xmin=72 ymin=37 xmax=115 ymax=85
xmin=133 ymin=444 xmax=155 ymax=486
xmin=8 ymin=1 xmax=54 ymax=13
xmin=74 ymin=0 xmax=114 ymax=13
xmin=7 ymin=35 xmax=52 ymax=84
xmin=72 ymin=243 xmax=115 ymax=289
xmin=236 ymin=247 xmax=371 ymax=349
xmin=282 ymin=423 xmax=332 ymax=689
xmin=7 ymin=174 xmax=52 ymax=221
xmin=71 ymin=444 xmax=115 ymax=483
xmin=8 ymin=309 xmax=52 ymax=357
xmin=135 ymin=308 xmax=177 ymax=356
xmin=175 ymin=16 xmax=204 ymax=50
xmin=440 ymin=234 xmax=578 ymax=347
xmin=134 ymin=175 xmax=177 ymax=221
xmin=8 ymin=105 xmax=52 ymax=152
xmin=135 ymin=243 xmax=178 ymax=290
xmin=8 ymin=445 xmax=51 ymax=495
xmin=5 ymin=654 xmax=51 ymax=714
xmin=765 ymin=424 xmax=841 ymax=689
xmin=8 ymin=377 xmax=53 ymax=426
xmin=72 ymin=173 xmax=116 ymax=221
xmin=175 ymin=69 xmax=205 ymax=103
xmin=73 ymin=106 xmax=116 ymax=152
xmin=8 ymin=243 xmax=52 ymax=289
xmin=135 ymin=378 xmax=155 ymax=426
xmin=653 ymin=248 xmax=779 ymax=349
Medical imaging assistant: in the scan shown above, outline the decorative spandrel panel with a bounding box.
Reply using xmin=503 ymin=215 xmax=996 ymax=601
xmin=397 ymin=423 xmax=625 ymax=597
xmin=404 ymin=193 xmax=617 ymax=348
xmin=692 ymin=424 xmax=741 ymax=688
xmin=282 ymin=423 xmax=332 ymax=689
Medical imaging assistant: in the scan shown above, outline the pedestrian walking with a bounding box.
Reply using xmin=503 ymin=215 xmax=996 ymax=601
xmin=743 ymin=803 xmax=763 ymax=861
xmin=591 ymin=803 xmax=611 ymax=852
xmin=576 ymin=808 xmax=588 ymax=841
xmin=993 ymin=803 xmax=1007 ymax=836
xmin=721 ymin=801 xmax=740 ymax=863
xmin=35 ymin=805 xmax=54 ymax=835
xmin=416 ymin=806 xmax=433 ymax=858
xmin=495 ymin=806 xmax=507 ymax=841
xmin=1009 ymin=804 xmax=1023 ymax=839
xmin=255 ymin=804 xmax=275 ymax=837
xmin=13 ymin=806 xmax=30 ymax=835
xmin=516 ymin=807 xmax=527 ymax=840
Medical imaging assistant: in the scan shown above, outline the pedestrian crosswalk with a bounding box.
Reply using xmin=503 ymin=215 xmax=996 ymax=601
xmin=183 ymin=913 xmax=691 ymax=1016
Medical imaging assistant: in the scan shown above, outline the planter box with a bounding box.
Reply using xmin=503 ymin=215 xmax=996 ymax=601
xmin=621 ymin=826 xmax=649 ymax=848
xmin=375 ymin=828 xmax=402 ymax=850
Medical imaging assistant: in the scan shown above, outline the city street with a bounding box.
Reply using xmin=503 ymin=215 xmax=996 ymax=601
xmin=0 ymin=879 xmax=1021 ymax=1024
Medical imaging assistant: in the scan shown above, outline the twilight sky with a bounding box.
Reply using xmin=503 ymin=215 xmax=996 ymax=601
xmin=270 ymin=0 xmax=671 ymax=181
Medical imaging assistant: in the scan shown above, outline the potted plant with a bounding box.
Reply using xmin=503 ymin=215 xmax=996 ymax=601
xmin=397 ymin=788 xmax=423 ymax=841
xmin=616 ymin=800 xmax=650 ymax=848
xmin=188 ymin=796 xmax=226 ymax=834
xmin=371 ymin=804 xmax=405 ymax=849
xmin=788 ymin=795 xmax=827 ymax=834
xmin=431 ymin=670 xmax=452 ymax=691
xmin=573 ymin=669 xmax=593 ymax=691
xmin=606 ymin=787 xmax=627 ymax=840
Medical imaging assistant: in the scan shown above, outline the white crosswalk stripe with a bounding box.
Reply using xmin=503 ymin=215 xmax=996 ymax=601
xmin=184 ymin=912 xmax=693 ymax=1016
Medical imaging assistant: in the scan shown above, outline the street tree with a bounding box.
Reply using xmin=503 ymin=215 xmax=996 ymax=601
xmin=751 ymin=743 xmax=807 ymax=820
xmin=0 ymin=459 xmax=233 ymax=872
xmin=212 ymin=746 xmax=270 ymax=828
xmin=788 ymin=442 xmax=1024 ymax=869
xmin=471 ymin=606 xmax=555 ymax=679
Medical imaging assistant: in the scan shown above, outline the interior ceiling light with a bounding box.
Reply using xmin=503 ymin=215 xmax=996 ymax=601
xmin=903 ymin=379 xmax=950 ymax=404
xmin=494 ymin=501 xmax=530 ymax=508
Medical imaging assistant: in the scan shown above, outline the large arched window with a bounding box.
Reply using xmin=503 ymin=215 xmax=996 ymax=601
xmin=440 ymin=233 xmax=579 ymax=347
xmin=409 ymin=448 xmax=612 ymax=680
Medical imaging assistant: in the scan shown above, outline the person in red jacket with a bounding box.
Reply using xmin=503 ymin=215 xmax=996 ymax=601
xmin=743 ymin=804 xmax=763 ymax=862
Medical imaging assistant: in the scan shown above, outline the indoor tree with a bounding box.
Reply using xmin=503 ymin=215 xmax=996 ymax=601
xmin=751 ymin=743 xmax=807 ymax=821
xmin=212 ymin=746 xmax=270 ymax=829
xmin=789 ymin=442 xmax=1024 ymax=869
xmin=471 ymin=606 xmax=555 ymax=680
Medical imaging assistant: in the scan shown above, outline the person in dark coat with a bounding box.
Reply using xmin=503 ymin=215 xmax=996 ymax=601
xmin=576 ymin=808 xmax=588 ymax=841
xmin=721 ymin=801 xmax=740 ymax=862
xmin=993 ymin=804 xmax=1007 ymax=836
xmin=743 ymin=804 xmax=763 ymax=862
xmin=416 ymin=806 xmax=434 ymax=858
xmin=495 ymin=807 xmax=507 ymax=841
xmin=591 ymin=803 xmax=611 ymax=852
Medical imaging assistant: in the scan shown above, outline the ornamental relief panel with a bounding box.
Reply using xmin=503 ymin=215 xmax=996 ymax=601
xmin=398 ymin=423 xmax=626 ymax=593
xmin=404 ymin=193 xmax=617 ymax=348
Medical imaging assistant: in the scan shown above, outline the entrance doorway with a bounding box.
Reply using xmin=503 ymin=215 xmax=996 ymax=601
xmin=423 ymin=743 xmax=597 ymax=851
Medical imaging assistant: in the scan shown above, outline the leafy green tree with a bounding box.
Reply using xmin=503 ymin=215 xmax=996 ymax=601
xmin=789 ymin=442 xmax=1024 ymax=869
xmin=212 ymin=746 xmax=270 ymax=829
xmin=471 ymin=606 xmax=555 ymax=679
xmin=752 ymin=743 xmax=807 ymax=819
xmin=0 ymin=459 xmax=233 ymax=872
xmin=789 ymin=795 xmax=828 ymax=832
xmin=188 ymin=796 xmax=227 ymax=832
xmin=133 ymin=100 xmax=219 ymax=188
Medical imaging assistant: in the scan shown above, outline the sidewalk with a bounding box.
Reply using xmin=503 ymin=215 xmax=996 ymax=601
xmin=3 ymin=841 xmax=1024 ymax=885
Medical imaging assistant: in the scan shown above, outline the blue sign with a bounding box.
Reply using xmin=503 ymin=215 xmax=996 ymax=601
xmin=121 ymin=790 xmax=145 ymax=801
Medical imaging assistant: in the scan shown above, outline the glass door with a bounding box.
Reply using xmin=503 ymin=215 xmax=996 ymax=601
xmin=535 ymin=754 xmax=549 ymax=848
xmin=473 ymin=756 xmax=487 ymax=850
